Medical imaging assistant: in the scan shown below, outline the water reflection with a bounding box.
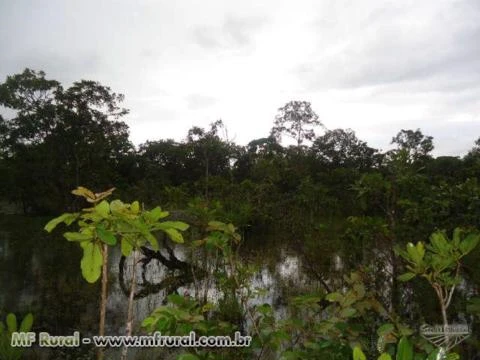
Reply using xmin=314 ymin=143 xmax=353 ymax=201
xmin=0 ymin=216 xmax=319 ymax=359
xmin=108 ymin=247 xmax=309 ymax=334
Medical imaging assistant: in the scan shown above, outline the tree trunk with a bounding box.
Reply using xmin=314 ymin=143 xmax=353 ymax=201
xmin=441 ymin=301 xmax=449 ymax=347
xmin=97 ymin=244 xmax=109 ymax=360
xmin=205 ymin=154 xmax=209 ymax=201
xmin=121 ymin=250 xmax=138 ymax=360
xmin=434 ymin=286 xmax=449 ymax=349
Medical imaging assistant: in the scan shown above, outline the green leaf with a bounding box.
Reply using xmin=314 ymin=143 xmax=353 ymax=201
xmin=148 ymin=207 xmax=169 ymax=222
xmin=19 ymin=313 xmax=33 ymax=332
xmin=379 ymin=354 xmax=393 ymax=360
xmin=121 ymin=237 xmax=134 ymax=257
xmin=144 ymin=231 xmax=159 ymax=250
xmin=397 ymin=324 xmax=414 ymax=337
xmin=292 ymin=294 xmax=322 ymax=306
xmin=325 ymin=292 xmax=343 ymax=302
xmin=207 ymin=221 xmax=228 ymax=231
xmin=156 ymin=315 xmax=174 ymax=332
xmin=141 ymin=316 xmax=156 ymax=328
xmin=398 ymin=272 xmax=416 ymax=282
xmin=459 ymin=233 xmax=480 ymax=255
xmin=396 ymin=337 xmax=413 ymax=360
xmin=163 ymin=228 xmax=184 ymax=244
xmin=110 ymin=199 xmax=127 ymax=213
xmin=6 ymin=313 xmax=17 ymax=332
xmin=452 ymin=228 xmax=462 ymax=247
xmin=353 ymin=345 xmax=367 ymax=360
xmin=406 ymin=243 xmax=423 ymax=265
xmin=64 ymin=232 xmax=93 ymax=242
xmin=131 ymin=201 xmax=140 ymax=214
xmin=80 ymin=242 xmax=103 ymax=283
xmin=430 ymin=232 xmax=450 ymax=254
xmin=96 ymin=225 xmax=117 ymax=246
xmin=377 ymin=323 xmax=395 ymax=336
xmin=44 ymin=213 xmax=78 ymax=232
xmin=81 ymin=212 xmax=103 ymax=222
xmin=156 ymin=221 xmax=190 ymax=231
xmin=71 ymin=186 xmax=96 ymax=201
xmin=95 ymin=200 xmax=110 ymax=218
xmin=415 ymin=242 xmax=425 ymax=260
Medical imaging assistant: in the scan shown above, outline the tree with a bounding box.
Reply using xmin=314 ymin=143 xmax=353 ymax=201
xmin=0 ymin=69 xmax=61 ymax=152
xmin=185 ymin=120 xmax=234 ymax=200
xmin=271 ymin=101 xmax=323 ymax=146
xmin=463 ymin=137 xmax=480 ymax=179
xmin=390 ymin=129 xmax=433 ymax=164
xmin=312 ymin=128 xmax=378 ymax=169
xmin=137 ymin=139 xmax=189 ymax=185
xmin=0 ymin=69 xmax=133 ymax=213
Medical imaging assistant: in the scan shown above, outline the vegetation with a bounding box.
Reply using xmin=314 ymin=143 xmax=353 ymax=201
xmin=0 ymin=312 xmax=33 ymax=360
xmin=44 ymin=186 xmax=189 ymax=360
xmin=1 ymin=69 xmax=480 ymax=359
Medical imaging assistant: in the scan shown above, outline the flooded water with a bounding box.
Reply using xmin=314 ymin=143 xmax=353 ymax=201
xmin=2 ymin=215 xmax=478 ymax=359
xmin=0 ymin=215 xmax=322 ymax=359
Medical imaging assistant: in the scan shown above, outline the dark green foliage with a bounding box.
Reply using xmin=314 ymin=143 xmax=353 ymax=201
xmin=0 ymin=69 xmax=133 ymax=214
xmin=2 ymin=69 xmax=480 ymax=358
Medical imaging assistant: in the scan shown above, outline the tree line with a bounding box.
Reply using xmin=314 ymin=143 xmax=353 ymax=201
xmin=1 ymin=69 xmax=480 ymax=357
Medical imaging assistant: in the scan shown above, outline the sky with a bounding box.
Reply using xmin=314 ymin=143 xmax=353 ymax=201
xmin=0 ymin=0 xmax=479 ymax=156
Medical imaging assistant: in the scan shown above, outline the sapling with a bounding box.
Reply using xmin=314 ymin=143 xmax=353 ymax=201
xmin=396 ymin=228 xmax=479 ymax=352
xmin=45 ymin=187 xmax=189 ymax=360
xmin=45 ymin=186 xmax=116 ymax=360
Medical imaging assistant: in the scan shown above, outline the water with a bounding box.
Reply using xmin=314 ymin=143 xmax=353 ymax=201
xmin=3 ymin=215 xmax=478 ymax=359
xmin=0 ymin=215 xmax=318 ymax=359
xmin=107 ymin=246 xmax=312 ymax=333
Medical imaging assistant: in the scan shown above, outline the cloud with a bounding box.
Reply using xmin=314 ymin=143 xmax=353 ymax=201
xmin=0 ymin=0 xmax=479 ymax=155
xmin=192 ymin=15 xmax=267 ymax=51
xmin=0 ymin=51 xmax=102 ymax=85
xmin=294 ymin=1 xmax=480 ymax=91
xmin=185 ymin=94 xmax=217 ymax=110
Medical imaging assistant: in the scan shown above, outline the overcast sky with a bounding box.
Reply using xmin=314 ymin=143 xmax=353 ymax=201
xmin=1 ymin=0 xmax=479 ymax=155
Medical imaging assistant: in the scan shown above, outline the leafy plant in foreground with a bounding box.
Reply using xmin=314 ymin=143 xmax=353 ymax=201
xmin=396 ymin=228 xmax=479 ymax=328
xmin=45 ymin=186 xmax=189 ymax=360
xmin=395 ymin=228 xmax=479 ymax=358
xmin=0 ymin=312 xmax=33 ymax=360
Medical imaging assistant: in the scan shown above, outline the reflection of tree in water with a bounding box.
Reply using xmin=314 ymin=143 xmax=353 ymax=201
xmin=118 ymin=239 xmax=205 ymax=300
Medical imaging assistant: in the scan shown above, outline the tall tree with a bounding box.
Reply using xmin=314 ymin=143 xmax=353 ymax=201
xmin=271 ymin=101 xmax=323 ymax=146
xmin=0 ymin=69 xmax=61 ymax=151
xmin=0 ymin=69 xmax=133 ymax=213
xmin=185 ymin=120 xmax=234 ymax=199
xmin=390 ymin=128 xmax=433 ymax=164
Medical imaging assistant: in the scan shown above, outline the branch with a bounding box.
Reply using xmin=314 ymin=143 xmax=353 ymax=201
xmin=445 ymin=263 xmax=460 ymax=309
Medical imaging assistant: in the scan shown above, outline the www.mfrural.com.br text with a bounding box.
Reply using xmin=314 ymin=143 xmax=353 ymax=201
xmin=11 ymin=331 xmax=252 ymax=348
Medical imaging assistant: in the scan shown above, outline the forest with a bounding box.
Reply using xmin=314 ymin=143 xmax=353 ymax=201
xmin=1 ymin=69 xmax=480 ymax=360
